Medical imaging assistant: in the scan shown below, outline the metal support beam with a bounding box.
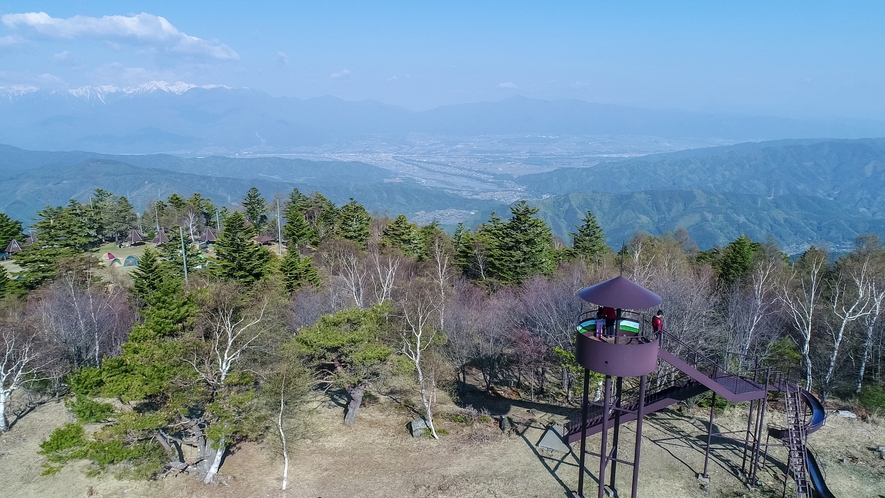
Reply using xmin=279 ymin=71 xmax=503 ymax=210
xmin=702 ymin=392 xmax=716 ymax=478
xmin=598 ymin=375 xmax=612 ymax=498
xmin=630 ymin=374 xmax=647 ymax=498
xmin=578 ymin=368 xmax=590 ymax=497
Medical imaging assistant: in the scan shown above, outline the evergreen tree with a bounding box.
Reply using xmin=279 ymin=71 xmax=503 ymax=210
xmin=105 ymin=195 xmax=137 ymax=242
xmin=14 ymin=203 xmax=91 ymax=289
xmin=484 ymin=201 xmax=554 ymax=284
xmin=187 ymin=193 xmax=217 ymax=226
xmin=0 ymin=265 xmax=8 ymax=300
xmin=381 ymin=214 xmax=422 ymax=257
xmin=279 ymin=250 xmax=320 ymax=293
xmin=336 ymin=199 xmax=371 ymax=248
xmin=716 ymin=234 xmax=762 ymax=287
xmin=283 ymin=209 xmax=313 ymax=249
xmin=159 ymin=229 xmax=202 ymax=279
xmin=131 ymin=248 xmax=166 ymax=306
xmin=570 ymin=210 xmax=608 ymax=260
xmin=0 ymin=213 xmax=23 ymax=251
xmin=303 ymin=193 xmax=337 ymax=245
xmin=214 ymin=211 xmax=272 ymax=283
xmin=293 ymin=305 xmax=393 ymax=425
xmin=242 ymin=187 xmax=268 ymax=229
xmin=166 ymin=193 xmax=188 ymax=210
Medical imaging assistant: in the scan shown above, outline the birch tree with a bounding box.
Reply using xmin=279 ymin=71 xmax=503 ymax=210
xmin=821 ymin=258 xmax=873 ymax=398
xmin=779 ymin=247 xmax=828 ymax=390
xmin=398 ymin=278 xmax=442 ymax=439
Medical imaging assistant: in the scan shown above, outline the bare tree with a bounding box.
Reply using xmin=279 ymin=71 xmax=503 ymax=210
xmin=427 ymin=233 xmax=454 ymax=330
xmin=779 ymin=248 xmax=827 ymax=390
xmin=30 ymin=271 xmax=133 ymax=368
xmin=189 ymin=286 xmax=268 ymax=484
xmin=856 ymin=278 xmax=885 ymax=393
xmin=821 ymin=259 xmax=874 ymax=398
xmin=723 ymin=257 xmax=782 ymax=367
xmin=182 ymin=207 xmax=203 ymax=243
xmin=398 ymin=278 xmax=442 ymax=439
xmin=0 ymin=316 xmax=59 ymax=432
xmin=318 ymin=240 xmax=370 ymax=309
xmin=368 ymin=248 xmax=402 ymax=305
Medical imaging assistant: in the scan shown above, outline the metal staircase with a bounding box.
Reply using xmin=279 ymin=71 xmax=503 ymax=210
xmin=783 ymin=386 xmax=811 ymax=497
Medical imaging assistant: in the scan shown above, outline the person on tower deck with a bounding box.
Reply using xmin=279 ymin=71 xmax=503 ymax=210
xmin=601 ymin=306 xmax=617 ymax=337
xmin=652 ymin=310 xmax=664 ymax=340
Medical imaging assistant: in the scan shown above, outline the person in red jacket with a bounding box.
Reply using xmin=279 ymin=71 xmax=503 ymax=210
xmin=652 ymin=310 xmax=664 ymax=338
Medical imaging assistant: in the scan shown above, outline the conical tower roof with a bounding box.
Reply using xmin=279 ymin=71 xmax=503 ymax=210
xmin=577 ymin=276 xmax=662 ymax=310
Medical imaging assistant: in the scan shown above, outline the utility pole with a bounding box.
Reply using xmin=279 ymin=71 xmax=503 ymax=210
xmin=180 ymin=226 xmax=189 ymax=286
xmin=216 ymin=209 xmax=221 ymax=233
xmin=276 ymin=197 xmax=283 ymax=255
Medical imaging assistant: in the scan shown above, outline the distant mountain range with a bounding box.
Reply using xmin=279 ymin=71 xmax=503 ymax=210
xmin=3 ymin=83 xmax=885 ymax=153
xmin=0 ymin=147 xmax=497 ymax=225
xmin=3 ymin=134 xmax=885 ymax=253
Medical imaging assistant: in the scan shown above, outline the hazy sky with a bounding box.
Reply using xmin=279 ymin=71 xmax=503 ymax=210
xmin=2 ymin=1 xmax=884 ymax=119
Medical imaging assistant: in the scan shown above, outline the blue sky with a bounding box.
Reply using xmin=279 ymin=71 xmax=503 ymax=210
xmin=1 ymin=1 xmax=884 ymax=118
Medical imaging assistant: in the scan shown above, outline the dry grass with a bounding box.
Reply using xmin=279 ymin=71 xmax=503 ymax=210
xmin=1 ymin=385 xmax=884 ymax=498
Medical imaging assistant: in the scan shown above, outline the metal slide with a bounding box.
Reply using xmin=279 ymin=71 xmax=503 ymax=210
xmin=556 ymin=340 xmax=837 ymax=497
xmin=806 ymin=451 xmax=836 ymax=498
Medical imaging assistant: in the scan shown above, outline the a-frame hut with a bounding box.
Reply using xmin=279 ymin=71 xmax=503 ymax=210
xmin=4 ymin=239 xmax=23 ymax=254
xmin=125 ymin=229 xmax=145 ymax=246
xmin=152 ymin=229 xmax=170 ymax=245
xmin=24 ymin=234 xmax=37 ymax=246
xmin=200 ymin=228 xmax=217 ymax=243
xmin=254 ymin=235 xmax=275 ymax=245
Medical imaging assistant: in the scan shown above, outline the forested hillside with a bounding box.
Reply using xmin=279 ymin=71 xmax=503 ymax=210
xmin=1 ymin=185 xmax=884 ymax=488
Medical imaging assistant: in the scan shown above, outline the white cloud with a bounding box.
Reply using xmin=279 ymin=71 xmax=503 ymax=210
xmin=569 ymin=81 xmax=589 ymax=90
xmin=51 ymin=50 xmax=80 ymax=65
xmin=2 ymin=11 xmax=238 ymax=60
xmin=497 ymin=81 xmax=518 ymax=89
xmin=277 ymin=51 xmax=289 ymax=66
xmin=330 ymin=69 xmax=351 ymax=80
xmin=0 ymin=34 xmax=25 ymax=48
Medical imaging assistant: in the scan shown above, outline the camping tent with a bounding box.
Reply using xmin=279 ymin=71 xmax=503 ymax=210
xmin=107 ymin=252 xmax=116 ymax=260
xmin=109 ymin=258 xmax=122 ymax=267
xmin=152 ymin=229 xmax=170 ymax=245
xmin=124 ymin=255 xmax=140 ymax=267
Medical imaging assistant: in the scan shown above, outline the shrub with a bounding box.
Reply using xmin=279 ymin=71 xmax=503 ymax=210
xmin=858 ymin=383 xmax=885 ymax=412
xmin=67 ymin=396 xmax=114 ymax=423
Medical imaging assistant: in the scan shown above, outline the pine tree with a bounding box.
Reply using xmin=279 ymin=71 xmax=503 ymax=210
xmin=14 ymin=203 xmax=91 ymax=289
xmin=336 ymin=199 xmax=371 ymax=248
xmin=716 ymin=234 xmax=762 ymax=287
xmin=0 ymin=213 xmax=23 ymax=251
xmin=570 ymin=210 xmax=608 ymax=261
xmin=484 ymin=201 xmax=554 ymax=284
xmin=303 ymin=193 xmax=337 ymax=245
xmin=242 ymin=187 xmax=268 ymax=230
xmin=283 ymin=209 xmax=313 ymax=249
xmin=131 ymin=248 xmax=166 ymax=306
xmin=159 ymin=229 xmax=201 ymax=279
xmin=214 ymin=211 xmax=273 ymax=284
xmin=279 ymin=250 xmax=320 ymax=293
xmin=0 ymin=265 xmax=8 ymax=300
xmin=381 ymin=214 xmax=422 ymax=257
